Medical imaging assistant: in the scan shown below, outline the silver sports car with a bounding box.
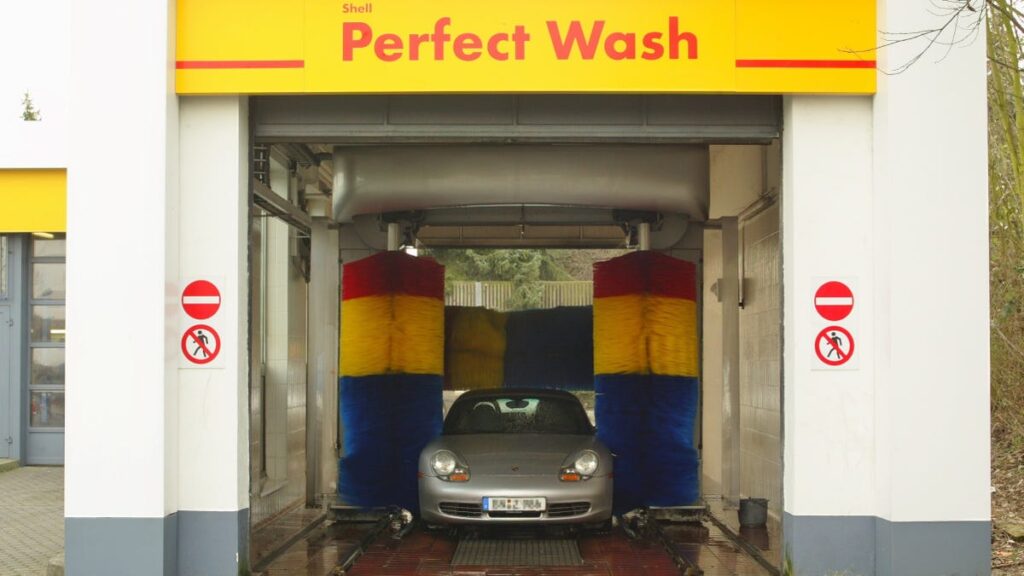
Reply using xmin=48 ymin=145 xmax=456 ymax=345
xmin=418 ymin=388 xmax=613 ymax=525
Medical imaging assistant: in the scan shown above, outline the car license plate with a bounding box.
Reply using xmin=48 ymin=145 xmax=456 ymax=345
xmin=483 ymin=497 xmax=546 ymax=512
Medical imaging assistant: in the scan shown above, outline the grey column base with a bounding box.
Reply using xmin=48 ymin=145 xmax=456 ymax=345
xmin=784 ymin=513 xmax=991 ymax=576
xmin=66 ymin=509 xmax=249 ymax=576
xmin=66 ymin=516 xmax=177 ymax=576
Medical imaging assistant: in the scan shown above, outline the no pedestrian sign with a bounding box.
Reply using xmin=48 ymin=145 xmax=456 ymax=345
xmin=181 ymin=324 xmax=221 ymax=365
xmin=815 ymin=326 xmax=854 ymax=367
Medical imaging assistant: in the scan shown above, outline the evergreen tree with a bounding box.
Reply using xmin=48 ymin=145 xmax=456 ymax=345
xmin=21 ymin=92 xmax=41 ymax=121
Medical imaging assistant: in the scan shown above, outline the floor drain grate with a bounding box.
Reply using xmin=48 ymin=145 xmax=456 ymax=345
xmin=452 ymin=539 xmax=583 ymax=566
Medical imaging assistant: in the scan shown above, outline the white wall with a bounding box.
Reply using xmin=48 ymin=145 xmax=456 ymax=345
xmin=739 ymin=203 xmax=781 ymax=515
xmin=177 ymin=96 xmax=250 ymax=513
xmin=872 ymin=2 xmax=990 ymax=523
xmin=65 ymin=0 xmax=177 ymax=519
xmin=783 ymin=4 xmax=988 ymax=526
xmin=783 ymin=97 xmax=877 ymax=517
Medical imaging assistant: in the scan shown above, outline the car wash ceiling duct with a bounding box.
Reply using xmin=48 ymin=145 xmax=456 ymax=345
xmin=332 ymin=144 xmax=709 ymax=223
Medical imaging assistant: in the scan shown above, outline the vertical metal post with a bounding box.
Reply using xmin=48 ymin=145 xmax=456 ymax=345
xmin=307 ymin=219 xmax=340 ymax=506
xmin=638 ymin=222 xmax=651 ymax=251
xmin=721 ymin=217 xmax=741 ymax=506
xmin=386 ymin=222 xmax=401 ymax=251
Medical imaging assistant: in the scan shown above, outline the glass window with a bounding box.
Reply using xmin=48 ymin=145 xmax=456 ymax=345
xmin=444 ymin=394 xmax=593 ymax=435
xmin=30 ymin=348 xmax=65 ymax=385
xmin=32 ymin=262 xmax=66 ymax=300
xmin=30 ymin=391 xmax=65 ymax=428
xmin=31 ymin=306 xmax=66 ymax=343
xmin=32 ymin=238 xmax=66 ymax=257
xmin=0 ymin=235 xmax=7 ymax=299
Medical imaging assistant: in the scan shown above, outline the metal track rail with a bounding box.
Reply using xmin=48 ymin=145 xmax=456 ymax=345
xmin=251 ymin=511 xmax=329 ymax=574
xmin=334 ymin=507 xmax=418 ymax=575
xmin=648 ymin=520 xmax=704 ymax=576
xmin=621 ymin=512 xmax=704 ymax=576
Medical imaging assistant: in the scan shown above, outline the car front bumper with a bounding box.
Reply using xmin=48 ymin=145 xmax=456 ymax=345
xmin=419 ymin=473 xmax=613 ymax=525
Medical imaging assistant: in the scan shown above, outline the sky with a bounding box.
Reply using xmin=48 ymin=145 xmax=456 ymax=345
xmin=0 ymin=0 xmax=69 ymax=128
xmin=0 ymin=0 xmax=69 ymax=166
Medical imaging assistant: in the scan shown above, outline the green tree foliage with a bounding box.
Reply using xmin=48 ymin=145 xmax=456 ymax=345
xmin=21 ymin=92 xmax=40 ymax=121
xmin=987 ymin=0 xmax=1024 ymax=443
xmin=426 ymin=249 xmax=575 ymax=310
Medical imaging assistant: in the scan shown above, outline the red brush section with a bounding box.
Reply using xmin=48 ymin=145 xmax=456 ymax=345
xmin=647 ymin=253 xmax=696 ymax=300
xmin=342 ymin=252 xmax=445 ymax=300
xmin=593 ymin=253 xmax=645 ymax=297
xmin=594 ymin=251 xmax=696 ymax=300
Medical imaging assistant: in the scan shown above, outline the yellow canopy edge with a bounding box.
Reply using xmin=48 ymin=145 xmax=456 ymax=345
xmin=0 ymin=169 xmax=67 ymax=233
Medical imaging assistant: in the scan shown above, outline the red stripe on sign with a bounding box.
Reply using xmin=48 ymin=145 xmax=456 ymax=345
xmin=736 ymin=59 xmax=876 ymax=69
xmin=175 ymin=60 xmax=305 ymax=69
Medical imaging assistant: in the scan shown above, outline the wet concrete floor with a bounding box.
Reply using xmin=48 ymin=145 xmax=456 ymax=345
xmin=255 ymin=514 xmax=776 ymax=576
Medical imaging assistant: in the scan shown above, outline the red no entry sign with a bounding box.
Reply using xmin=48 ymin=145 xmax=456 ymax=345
xmin=182 ymin=280 xmax=221 ymax=320
xmin=181 ymin=324 xmax=221 ymax=365
xmin=814 ymin=281 xmax=854 ymax=321
xmin=815 ymin=325 xmax=854 ymax=367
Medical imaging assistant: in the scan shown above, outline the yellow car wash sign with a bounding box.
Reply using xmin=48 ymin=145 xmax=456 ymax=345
xmin=176 ymin=0 xmax=875 ymax=95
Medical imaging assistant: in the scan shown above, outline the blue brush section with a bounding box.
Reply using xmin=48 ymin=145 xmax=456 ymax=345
xmin=595 ymin=374 xmax=700 ymax=513
xmin=645 ymin=376 xmax=700 ymax=506
xmin=339 ymin=374 xmax=443 ymax=512
xmin=595 ymin=375 xmax=651 ymax=514
xmin=504 ymin=307 xmax=594 ymax=390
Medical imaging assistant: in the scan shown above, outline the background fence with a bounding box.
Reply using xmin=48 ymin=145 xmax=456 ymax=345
xmin=446 ymin=281 xmax=593 ymax=310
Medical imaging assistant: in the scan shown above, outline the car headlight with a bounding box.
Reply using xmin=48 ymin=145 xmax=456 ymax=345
xmin=574 ymin=451 xmax=599 ymax=476
xmin=430 ymin=450 xmax=457 ymax=476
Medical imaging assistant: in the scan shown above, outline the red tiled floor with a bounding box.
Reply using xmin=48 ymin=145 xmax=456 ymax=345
xmin=261 ymin=518 xmax=773 ymax=575
xmin=347 ymin=528 xmax=686 ymax=576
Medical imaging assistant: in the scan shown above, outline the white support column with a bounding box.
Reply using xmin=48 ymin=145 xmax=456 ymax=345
xmin=782 ymin=97 xmax=878 ymax=574
xmin=870 ymin=2 xmax=990 ymax=575
xmin=65 ymin=1 xmax=179 ymax=574
xmin=783 ymin=15 xmax=990 ymax=567
xmin=176 ymin=96 xmax=251 ymax=574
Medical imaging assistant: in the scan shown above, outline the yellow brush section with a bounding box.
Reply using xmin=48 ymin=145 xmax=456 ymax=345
xmin=447 ymin=351 xmax=505 ymax=391
xmin=446 ymin=308 xmax=508 ymax=390
xmin=594 ymin=295 xmax=698 ymax=377
xmin=647 ymin=296 xmax=698 ymax=377
xmin=341 ymin=295 xmax=444 ymax=377
xmin=448 ymin=308 xmax=508 ymax=356
xmin=594 ymin=295 xmax=647 ymax=375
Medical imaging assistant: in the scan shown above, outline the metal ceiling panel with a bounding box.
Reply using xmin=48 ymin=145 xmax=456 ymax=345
xmin=254 ymin=95 xmax=780 ymax=144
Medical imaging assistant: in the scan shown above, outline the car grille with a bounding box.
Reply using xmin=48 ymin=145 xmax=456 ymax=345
xmin=547 ymin=502 xmax=591 ymax=518
xmin=440 ymin=502 xmax=483 ymax=518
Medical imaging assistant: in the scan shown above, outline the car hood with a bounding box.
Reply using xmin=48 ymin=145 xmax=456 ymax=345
xmin=424 ymin=434 xmax=607 ymax=476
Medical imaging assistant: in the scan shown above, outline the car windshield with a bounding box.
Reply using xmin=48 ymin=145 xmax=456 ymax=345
xmin=443 ymin=394 xmax=593 ymax=435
